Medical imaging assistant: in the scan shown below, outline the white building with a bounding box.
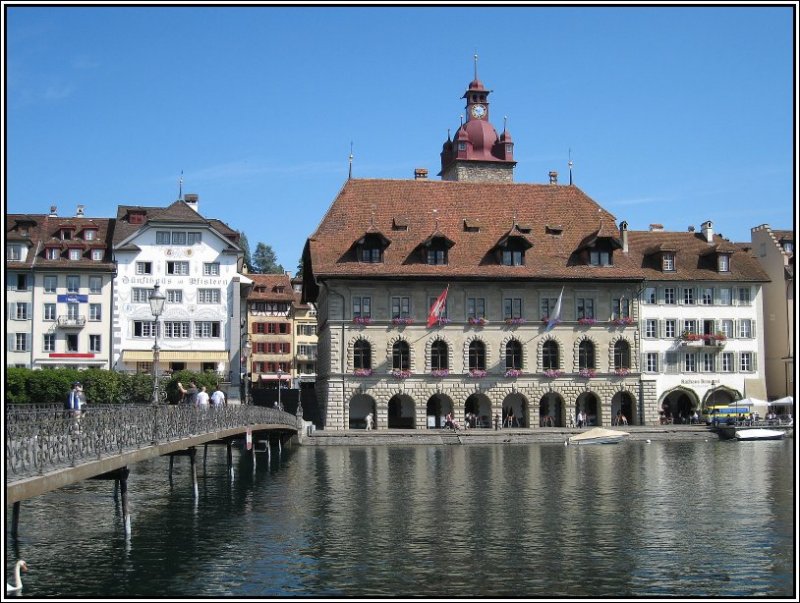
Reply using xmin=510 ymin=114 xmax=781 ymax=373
xmin=628 ymin=221 xmax=769 ymax=420
xmin=111 ymin=196 xmax=249 ymax=389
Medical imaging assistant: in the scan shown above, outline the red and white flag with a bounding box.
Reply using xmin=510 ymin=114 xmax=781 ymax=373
xmin=427 ymin=285 xmax=449 ymax=328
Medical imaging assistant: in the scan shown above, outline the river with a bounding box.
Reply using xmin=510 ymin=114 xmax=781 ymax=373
xmin=5 ymin=438 xmax=795 ymax=598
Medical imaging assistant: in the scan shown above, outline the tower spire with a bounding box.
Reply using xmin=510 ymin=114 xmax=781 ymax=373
xmin=473 ymin=52 xmax=478 ymax=80
xmin=178 ymin=170 xmax=183 ymax=200
xmin=568 ymin=149 xmax=574 ymax=185
xmin=348 ymin=141 xmax=354 ymax=180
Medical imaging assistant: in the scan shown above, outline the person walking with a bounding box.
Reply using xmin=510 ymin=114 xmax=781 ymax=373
xmin=197 ymin=385 xmax=210 ymax=408
xmin=65 ymin=382 xmax=83 ymax=430
xmin=210 ymin=385 xmax=226 ymax=407
xmin=185 ymin=381 xmax=199 ymax=406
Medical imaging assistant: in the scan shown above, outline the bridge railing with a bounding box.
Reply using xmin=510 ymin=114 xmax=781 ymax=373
xmin=5 ymin=404 xmax=299 ymax=480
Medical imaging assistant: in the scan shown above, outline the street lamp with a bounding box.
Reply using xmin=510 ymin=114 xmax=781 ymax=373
xmin=277 ymin=368 xmax=283 ymax=411
xmin=243 ymin=339 xmax=252 ymax=404
xmin=149 ymin=283 xmax=166 ymax=404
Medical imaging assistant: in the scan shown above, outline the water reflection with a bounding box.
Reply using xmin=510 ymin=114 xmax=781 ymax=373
xmin=5 ymin=439 xmax=794 ymax=597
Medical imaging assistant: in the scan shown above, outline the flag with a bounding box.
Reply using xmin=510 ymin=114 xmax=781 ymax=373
xmin=427 ymin=285 xmax=449 ymax=328
xmin=545 ymin=287 xmax=564 ymax=332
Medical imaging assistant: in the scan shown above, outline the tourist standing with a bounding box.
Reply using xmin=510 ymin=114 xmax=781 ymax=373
xmin=197 ymin=385 xmax=210 ymax=408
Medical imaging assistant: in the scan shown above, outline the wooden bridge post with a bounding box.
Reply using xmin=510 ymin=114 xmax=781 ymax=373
xmin=189 ymin=447 xmax=198 ymax=498
xmin=119 ymin=467 xmax=131 ymax=535
xmin=203 ymin=443 xmax=209 ymax=473
xmin=250 ymin=438 xmax=256 ymax=474
xmin=227 ymin=441 xmax=234 ymax=481
xmin=169 ymin=455 xmax=175 ymax=481
xmin=11 ymin=501 xmax=20 ymax=537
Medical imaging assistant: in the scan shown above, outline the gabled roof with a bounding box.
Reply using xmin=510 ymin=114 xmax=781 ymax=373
xmin=248 ymin=273 xmax=296 ymax=302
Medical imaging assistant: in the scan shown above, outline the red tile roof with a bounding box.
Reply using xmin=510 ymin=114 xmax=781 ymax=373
xmin=248 ymin=273 xmax=296 ymax=302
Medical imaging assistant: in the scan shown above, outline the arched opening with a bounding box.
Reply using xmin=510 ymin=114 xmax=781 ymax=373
xmin=542 ymin=340 xmax=559 ymax=370
xmin=392 ymin=340 xmax=410 ymax=371
xmin=468 ymin=340 xmax=486 ymax=371
xmin=611 ymin=391 xmax=635 ymax=426
xmin=426 ymin=393 xmax=453 ymax=429
xmin=576 ymin=392 xmax=600 ymax=426
xmin=613 ymin=340 xmax=631 ymax=370
xmin=349 ymin=393 xmax=377 ymax=430
xmin=660 ymin=388 xmax=699 ymax=424
xmin=502 ymin=392 xmax=528 ymax=427
xmin=704 ymin=387 xmax=736 ymax=407
xmin=505 ymin=340 xmax=523 ymax=371
xmin=579 ymin=340 xmax=595 ymax=370
xmin=431 ymin=340 xmax=449 ymax=371
xmin=465 ymin=393 xmax=492 ymax=428
xmin=539 ymin=391 xmax=564 ymax=427
xmin=354 ymin=339 xmax=371 ymax=370
xmin=388 ymin=394 xmax=415 ymax=429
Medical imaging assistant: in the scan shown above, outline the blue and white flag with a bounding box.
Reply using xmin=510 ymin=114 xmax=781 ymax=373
xmin=545 ymin=287 xmax=564 ymax=332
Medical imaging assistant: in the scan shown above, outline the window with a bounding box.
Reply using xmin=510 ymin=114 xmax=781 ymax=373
xmin=67 ymin=275 xmax=80 ymax=292
xmin=721 ymin=319 xmax=733 ymax=338
xmin=467 ymin=297 xmax=486 ymax=320
xmin=542 ymin=340 xmax=559 ymax=370
xmin=16 ymin=274 xmax=28 ymax=291
xmin=684 ymin=353 xmax=696 ymax=372
xmin=89 ymin=276 xmax=102 ymax=293
xmin=43 ymin=333 xmax=55 ymax=352
xmin=164 ymin=321 xmax=191 ymax=338
xmin=91 ymin=249 xmax=103 ymax=261
xmin=66 ymin=334 xmax=78 ymax=352
xmin=783 ymin=241 xmax=794 ymax=253
xmin=15 ymin=303 xmax=29 ymax=320
xmin=612 ymin=298 xmax=630 ymax=319
xmin=539 ymin=296 xmax=558 ymax=320
xmin=738 ymin=287 xmax=751 ymax=305
xmin=683 ymin=319 xmax=697 ymax=334
xmin=701 ymin=287 xmax=713 ymax=305
xmin=645 ymin=352 xmax=658 ymax=373
xmin=718 ymin=254 xmax=730 ymax=272
xmin=7 ymin=245 xmax=22 ymax=261
xmin=662 ymin=253 xmax=675 ymax=271
xmin=664 ymin=288 xmax=675 ymax=305
xmin=15 ymin=333 xmax=28 ymax=352
xmin=645 ymin=319 xmax=657 ymax=338
xmin=61 ymin=229 xmax=72 ymax=241
xmin=739 ymin=319 xmax=752 ymax=338
xmin=576 ymin=297 xmax=595 ymax=319
xmin=740 ymin=352 xmax=753 ymax=372
xmin=203 ymin=263 xmax=220 ymax=276
xmin=167 ymin=261 xmax=189 ymax=275
xmin=89 ymin=304 xmax=102 ymax=321
xmin=392 ymin=340 xmax=410 ymax=371
xmin=665 ymin=351 xmax=678 ymax=374
xmin=578 ymin=340 xmax=595 ymax=370
xmin=45 ymin=247 xmax=60 ymax=260
xmin=426 ymin=248 xmax=447 ymax=265
xmin=589 ymin=249 xmax=611 ymax=266
xmin=429 ymin=296 xmax=449 ymax=320
xmin=665 ymin=320 xmax=676 ymax=339
xmin=682 ymin=288 xmax=695 ymax=305
xmin=614 ymin=340 xmax=631 ymax=369
xmin=67 ymin=303 xmax=80 ymax=320
xmin=194 ymin=321 xmax=221 ymax=338
xmin=503 ymin=297 xmax=522 ymax=320
xmin=198 ymin=289 xmax=220 ymax=304
xmin=642 ymin=287 xmax=656 ymax=304
xmin=132 ymin=288 xmax=151 ymax=303
xmin=188 ymin=232 xmax=202 ymax=245
xmin=44 ymin=275 xmax=58 ymax=293
xmin=69 ymin=248 xmax=82 ymax=261
xmin=505 ymin=340 xmax=522 ymax=371
xmin=718 ymin=288 xmax=732 ymax=305
xmin=721 ymin=353 xmax=734 ymax=372
xmin=89 ymin=335 xmax=101 ymax=353
xmin=353 ymin=296 xmax=371 ymax=319
xmin=391 ymin=296 xmax=411 ymax=319
xmin=171 ymin=232 xmax=186 ymax=245
xmin=156 ymin=231 xmax=171 ymax=245
xmin=44 ymin=303 xmax=56 ymax=321
xmin=431 ymin=340 xmax=449 ymax=371
xmin=354 ymin=340 xmax=371 ymax=370
xmin=701 ymin=353 xmax=714 ymax=372
xmin=167 ymin=289 xmax=183 ymax=304
xmin=502 ymin=249 xmax=524 ymax=266
xmin=84 ymin=229 xmax=96 ymax=241
xmin=136 ymin=262 xmax=152 ymax=275
xmin=133 ymin=321 xmax=159 ymax=338
xmin=469 ymin=340 xmax=486 ymax=371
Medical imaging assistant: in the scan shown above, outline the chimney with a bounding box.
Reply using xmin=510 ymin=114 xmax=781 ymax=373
xmin=649 ymin=224 xmax=664 ymax=232
xmin=688 ymin=225 xmax=695 ymax=232
xmin=76 ymin=204 xmax=85 ymax=217
xmin=549 ymin=171 xmax=558 ymax=184
xmin=701 ymin=220 xmax=714 ymax=243
xmin=620 ymin=220 xmax=628 ymax=253
xmin=49 ymin=205 xmax=58 ymax=217
xmin=184 ymin=193 xmax=199 ymax=213
xmin=414 ymin=168 xmax=428 ymax=180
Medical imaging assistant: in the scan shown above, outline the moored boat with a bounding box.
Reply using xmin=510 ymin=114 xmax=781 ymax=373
xmin=568 ymin=427 xmax=629 ymax=445
xmin=734 ymin=428 xmax=785 ymax=441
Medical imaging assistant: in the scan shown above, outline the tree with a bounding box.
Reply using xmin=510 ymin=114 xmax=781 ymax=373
xmin=238 ymin=231 xmax=253 ymax=273
xmin=296 ymin=255 xmax=304 ymax=278
xmin=252 ymin=242 xmax=284 ymax=274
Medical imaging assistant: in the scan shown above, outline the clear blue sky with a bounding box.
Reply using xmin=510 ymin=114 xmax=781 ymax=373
xmin=5 ymin=4 xmax=795 ymax=273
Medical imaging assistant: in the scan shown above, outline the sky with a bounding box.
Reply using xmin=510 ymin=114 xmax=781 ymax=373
xmin=4 ymin=3 xmax=796 ymax=273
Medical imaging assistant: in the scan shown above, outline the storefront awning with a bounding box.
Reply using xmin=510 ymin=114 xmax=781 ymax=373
xmin=259 ymin=374 xmax=291 ymax=381
xmin=122 ymin=350 xmax=229 ymax=362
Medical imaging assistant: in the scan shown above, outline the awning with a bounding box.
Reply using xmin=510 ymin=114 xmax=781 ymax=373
xmin=122 ymin=350 xmax=228 ymax=362
xmin=259 ymin=374 xmax=291 ymax=381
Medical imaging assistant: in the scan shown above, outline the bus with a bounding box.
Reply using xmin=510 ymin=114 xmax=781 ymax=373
xmin=703 ymin=405 xmax=751 ymax=425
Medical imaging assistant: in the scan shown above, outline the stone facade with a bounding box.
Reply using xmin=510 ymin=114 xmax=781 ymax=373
xmin=441 ymin=162 xmax=514 ymax=183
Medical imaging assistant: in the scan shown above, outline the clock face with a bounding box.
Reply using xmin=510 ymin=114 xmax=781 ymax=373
xmin=471 ymin=104 xmax=486 ymax=119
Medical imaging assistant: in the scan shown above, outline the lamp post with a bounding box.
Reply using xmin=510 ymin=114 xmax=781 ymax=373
xmin=277 ymin=368 xmax=283 ymax=411
xmin=243 ymin=339 xmax=252 ymax=404
xmin=149 ymin=283 xmax=166 ymax=404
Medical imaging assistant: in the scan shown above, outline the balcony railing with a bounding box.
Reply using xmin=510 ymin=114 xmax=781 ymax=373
xmin=56 ymin=316 xmax=86 ymax=328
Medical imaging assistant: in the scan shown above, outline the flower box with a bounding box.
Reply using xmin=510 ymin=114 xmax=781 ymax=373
xmin=352 ymin=316 xmax=372 ymax=325
xmin=435 ymin=317 xmax=452 ymax=326
xmin=353 ymin=368 xmax=373 ymax=377
xmin=391 ymin=317 xmax=414 ymax=326
xmin=578 ymin=368 xmax=597 ymax=378
xmin=504 ymin=369 xmax=523 ymax=378
xmin=543 ymin=369 xmax=564 ymax=378
xmin=611 ymin=317 xmax=635 ymax=326
xmin=680 ymin=332 xmax=703 ymax=341
xmin=468 ymin=317 xmax=488 ymax=327
xmin=613 ymin=368 xmax=630 ymax=377
xmin=468 ymin=369 xmax=487 ymax=378
xmin=541 ymin=317 xmax=561 ymax=327
xmin=431 ymin=369 xmax=450 ymax=378
xmin=390 ymin=370 xmax=412 ymax=379
xmin=578 ymin=317 xmax=598 ymax=326
xmin=505 ymin=318 xmax=527 ymax=326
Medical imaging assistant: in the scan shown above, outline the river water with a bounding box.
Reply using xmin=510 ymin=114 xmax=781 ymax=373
xmin=5 ymin=438 xmax=795 ymax=598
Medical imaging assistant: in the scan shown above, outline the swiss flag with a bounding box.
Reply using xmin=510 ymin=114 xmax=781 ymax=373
xmin=427 ymin=286 xmax=449 ymax=328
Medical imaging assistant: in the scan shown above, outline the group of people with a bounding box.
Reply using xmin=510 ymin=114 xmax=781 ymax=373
xmin=177 ymin=380 xmax=226 ymax=407
xmin=612 ymin=410 xmax=629 ymax=426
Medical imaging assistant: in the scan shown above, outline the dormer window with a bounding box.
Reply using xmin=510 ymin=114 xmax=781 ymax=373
xmin=356 ymin=232 xmax=389 ymax=264
xmin=361 ymin=246 xmax=382 ymax=263
xmin=718 ymin=254 xmax=730 ymax=272
xmin=421 ymin=233 xmax=454 ymax=266
xmin=502 ymin=246 xmax=525 ymax=266
xmin=69 ymin=248 xmax=82 ymax=261
xmin=783 ymin=240 xmax=793 ymax=253
xmin=91 ymin=249 xmax=104 ymax=261
xmin=128 ymin=211 xmax=146 ymax=224
xmin=60 ymin=228 xmax=73 ymax=240
xmin=662 ymin=253 xmax=675 ymax=271
xmin=495 ymin=228 xmax=532 ymax=266
xmin=45 ymin=247 xmax=60 ymax=260
xmin=83 ymin=229 xmax=97 ymax=241
xmin=589 ymin=249 xmax=612 ymax=266
xmin=7 ymin=244 xmax=23 ymax=261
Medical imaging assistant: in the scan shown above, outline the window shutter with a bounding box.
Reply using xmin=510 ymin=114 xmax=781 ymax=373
xmin=659 ymin=319 xmax=665 ymax=338
xmin=751 ymin=320 xmax=757 ymax=339
xmin=7 ymin=333 xmax=14 ymax=352
xmin=25 ymin=302 xmax=32 ymax=319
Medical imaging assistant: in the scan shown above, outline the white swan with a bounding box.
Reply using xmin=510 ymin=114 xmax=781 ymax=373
xmin=6 ymin=560 xmax=27 ymax=595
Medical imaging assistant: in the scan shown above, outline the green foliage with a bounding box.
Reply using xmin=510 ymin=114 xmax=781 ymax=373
xmin=27 ymin=369 xmax=81 ymax=406
xmin=5 ymin=368 xmax=31 ymax=404
xmin=238 ymin=230 xmax=253 ymax=273
xmin=78 ymin=368 xmax=121 ymax=405
xmin=252 ymin=242 xmax=284 ymax=274
xmin=164 ymin=370 xmax=221 ymax=403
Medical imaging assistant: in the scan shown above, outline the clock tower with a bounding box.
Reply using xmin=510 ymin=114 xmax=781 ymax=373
xmin=439 ymin=57 xmax=516 ymax=182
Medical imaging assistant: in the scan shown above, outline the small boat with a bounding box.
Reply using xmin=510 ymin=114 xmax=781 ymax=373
xmin=568 ymin=427 xmax=630 ymax=445
xmin=734 ymin=428 xmax=785 ymax=441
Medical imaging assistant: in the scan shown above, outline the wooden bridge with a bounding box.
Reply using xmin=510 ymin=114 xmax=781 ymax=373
xmin=5 ymin=404 xmax=302 ymax=533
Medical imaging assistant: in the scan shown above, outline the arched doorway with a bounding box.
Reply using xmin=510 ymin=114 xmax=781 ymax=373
xmin=539 ymin=392 xmax=564 ymax=427
xmin=611 ymin=391 xmax=635 ymax=426
xmin=465 ymin=393 xmax=492 ymax=428
xmin=426 ymin=393 xmax=453 ymax=429
xmin=502 ymin=393 xmax=528 ymax=427
xmin=388 ymin=394 xmax=416 ymax=429
xmin=660 ymin=388 xmax=699 ymax=424
xmin=349 ymin=394 xmax=376 ymax=429
xmin=576 ymin=392 xmax=600 ymax=426
xmin=704 ymin=387 xmax=737 ymax=408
